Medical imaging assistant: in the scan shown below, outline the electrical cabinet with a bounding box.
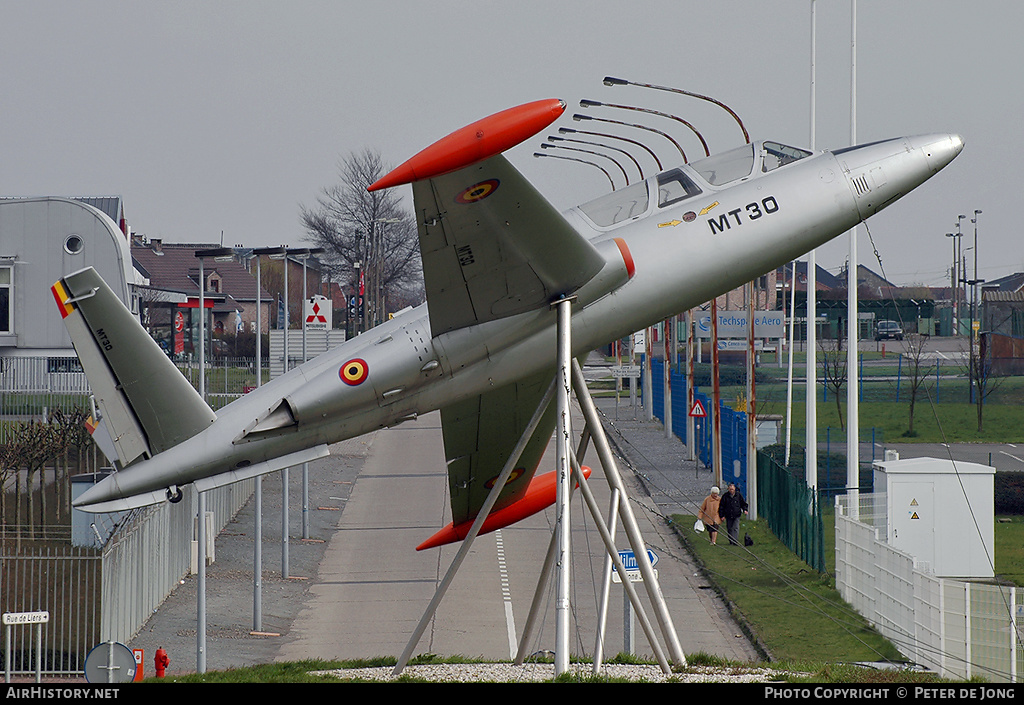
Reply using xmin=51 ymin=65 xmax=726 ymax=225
xmin=873 ymin=456 xmax=994 ymax=579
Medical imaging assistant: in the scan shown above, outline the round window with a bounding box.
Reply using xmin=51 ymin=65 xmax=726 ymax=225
xmin=64 ymin=234 xmax=84 ymax=255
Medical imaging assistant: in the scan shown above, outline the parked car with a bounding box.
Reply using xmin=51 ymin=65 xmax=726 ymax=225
xmin=874 ymin=320 xmax=904 ymax=341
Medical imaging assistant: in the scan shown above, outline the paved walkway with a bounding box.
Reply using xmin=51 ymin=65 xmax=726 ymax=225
xmin=127 ymin=359 xmax=759 ymax=677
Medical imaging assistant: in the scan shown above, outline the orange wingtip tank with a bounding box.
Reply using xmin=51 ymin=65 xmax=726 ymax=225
xmin=416 ymin=466 xmax=591 ymax=551
xmin=368 ymin=98 xmax=566 ymax=192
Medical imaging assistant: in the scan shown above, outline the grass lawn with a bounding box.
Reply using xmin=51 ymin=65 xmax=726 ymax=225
xmin=671 ymin=513 xmax=904 ymax=664
xmin=669 ymin=508 xmax=1024 ymax=666
xmin=995 ymin=516 xmax=1024 ymax=586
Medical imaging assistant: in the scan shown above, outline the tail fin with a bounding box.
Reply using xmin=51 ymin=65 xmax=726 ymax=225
xmin=52 ymin=267 xmax=216 ymax=467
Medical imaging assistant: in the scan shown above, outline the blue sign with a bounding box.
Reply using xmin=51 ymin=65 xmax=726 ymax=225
xmin=615 ymin=549 xmax=659 ymax=572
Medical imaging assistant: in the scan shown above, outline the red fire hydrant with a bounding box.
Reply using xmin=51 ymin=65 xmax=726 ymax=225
xmin=155 ymin=648 xmax=169 ymax=678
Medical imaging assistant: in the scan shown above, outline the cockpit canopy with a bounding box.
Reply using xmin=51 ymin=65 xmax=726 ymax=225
xmin=577 ymin=140 xmax=812 ymax=230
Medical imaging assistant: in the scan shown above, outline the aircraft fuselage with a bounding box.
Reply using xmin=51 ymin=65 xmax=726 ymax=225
xmin=73 ymin=132 xmax=962 ymax=512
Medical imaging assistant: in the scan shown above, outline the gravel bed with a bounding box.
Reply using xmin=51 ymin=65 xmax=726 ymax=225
xmin=316 ymin=662 xmax=793 ymax=683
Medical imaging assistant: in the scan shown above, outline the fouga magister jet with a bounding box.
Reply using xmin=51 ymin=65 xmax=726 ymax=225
xmin=57 ymin=98 xmax=961 ymax=550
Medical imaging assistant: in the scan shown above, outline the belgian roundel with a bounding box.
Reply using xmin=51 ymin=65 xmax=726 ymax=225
xmin=339 ymin=358 xmax=369 ymax=386
xmin=484 ymin=467 xmax=525 ymax=489
xmin=455 ymin=179 xmax=499 ymax=204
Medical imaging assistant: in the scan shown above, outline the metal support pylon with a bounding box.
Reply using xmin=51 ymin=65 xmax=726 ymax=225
xmin=394 ymin=297 xmax=685 ymax=675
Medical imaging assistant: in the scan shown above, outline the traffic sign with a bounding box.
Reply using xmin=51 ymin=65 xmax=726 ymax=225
xmin=689 ymin=399 xmax=707 ymax=417
xmin=85 ymin=641 xmax=137 ymax=684
xmin=2 ymin=611 xmax=49 ymax=625
xmin=612 ymin=549 xmax=659 ymax=583
xmin=614 ymin=549 xmax=659 ymax=570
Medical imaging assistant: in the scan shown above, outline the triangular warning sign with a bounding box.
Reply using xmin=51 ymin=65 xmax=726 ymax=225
xmin=910 ymin=498 xmax=919 ymax=506
xmin=689 ymin=399 xmax=707 ymax=417
xmin=911 ymin=512 xmax=920 ymax=520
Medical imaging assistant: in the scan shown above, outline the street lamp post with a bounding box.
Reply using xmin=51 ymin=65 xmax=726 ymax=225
xmin=944 ymin=233 xmax=959 ymax=334
xmin=192 ymin=247 xmax=232 ymax=674
xmin=534 ymin=152 xmax=616 ymax=190
xmin=541 ymin=141 xmax=630 ymax=185
xmin=249 ymin=245 xmax=284 ymax=633
xmin=957 ymin=214 xmax=967 ymax=333
xmin=972 ymin=209 xmax=982 ymax=329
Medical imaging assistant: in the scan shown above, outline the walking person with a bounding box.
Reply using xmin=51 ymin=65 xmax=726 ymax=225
xmin=720 ymin=482 xmax=748 ymax=546
xmin=699 ymin=486 xmax=722 ymax=545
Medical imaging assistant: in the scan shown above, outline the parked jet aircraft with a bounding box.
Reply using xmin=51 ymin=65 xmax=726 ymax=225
xmin=56 ymin=98 xmax=961 ymax=549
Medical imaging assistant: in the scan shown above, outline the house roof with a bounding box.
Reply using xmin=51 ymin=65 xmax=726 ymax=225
xmin=131 ymin=241 xmax=270 ymax=312
xmin=983 ymin=272 xmax=1024 ymax=294
xmin=777 ymin=260 xmax=841 ymax=290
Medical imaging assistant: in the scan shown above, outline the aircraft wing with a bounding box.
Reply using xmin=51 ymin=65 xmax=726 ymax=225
xmin=369 ymin=98 xmax=607 ymax=337
xmin=411 ymin=155 xmax=607 ymax=336
xmin=440 ymin=369 xmax=556 ymax=526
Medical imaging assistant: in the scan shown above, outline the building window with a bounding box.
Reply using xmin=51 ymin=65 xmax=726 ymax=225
xmin=64 ymin=234 xmax=84 ymax=255
xmin=48 ymin=357 xmax=84 ymax=374
xmin=0 ymin=266 xmax=11 ymax=333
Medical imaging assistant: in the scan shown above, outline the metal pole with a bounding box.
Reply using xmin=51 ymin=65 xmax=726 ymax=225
xmin=301 ymin=255 xmax=309 ymax=539
xmin=785 ymin=262 xmax=796 ymax=466
xmin=592 ymin=487 xmax=620 ymax=672
xmin=197 ymin=488 xmax=207 ymax=673
xmin=711 ymin=297 xmax=722 ymax=487
xmin=282 ymin=249 xmax=290 ymax=578
xmin=571 ymin=361 xmax=686 ymax=667
xmin=254 ymin=256 xmax=263 ymax=630
xmin=283 ymin=249 xmax=289 ymax=372
xmin=567 ymin=454 xmax=670 ymax=674
xmin=746 ymin=282 xmax=758 ymax=521
xmin=554 ymin=297 xmax=572 ymax=676
xmin=847 ymin=0 xmax=860 ymax=519
xmin=806 ymin=0 xmax=819 ymax=493
xmin=686 ymin=310 xmax=695 ymax=461
xmin=199 ymin=258 xmax=206 ymax=401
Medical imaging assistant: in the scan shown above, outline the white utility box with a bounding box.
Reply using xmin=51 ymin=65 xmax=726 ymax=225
xmin=873 ymin=456 xmax=994 ymax=579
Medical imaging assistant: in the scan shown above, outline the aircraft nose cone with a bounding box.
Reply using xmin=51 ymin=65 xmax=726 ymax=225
xmin=910 ymin=133 xmax=964 ymax=174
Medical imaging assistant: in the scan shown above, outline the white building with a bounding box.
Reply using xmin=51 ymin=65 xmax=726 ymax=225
xmin=0 ymin=196 xmax=136 ymax=359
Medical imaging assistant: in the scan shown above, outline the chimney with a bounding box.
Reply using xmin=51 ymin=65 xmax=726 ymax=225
xmin=151 ymin=238 xmax=163 ymax=253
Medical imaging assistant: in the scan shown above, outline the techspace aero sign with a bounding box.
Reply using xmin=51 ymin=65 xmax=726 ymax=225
xmin=696 ymin=311 xmax=784 ymax=339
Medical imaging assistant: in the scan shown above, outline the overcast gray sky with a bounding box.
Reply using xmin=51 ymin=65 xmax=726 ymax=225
xmin=2 ymin=1 xmax=1019 ymax=288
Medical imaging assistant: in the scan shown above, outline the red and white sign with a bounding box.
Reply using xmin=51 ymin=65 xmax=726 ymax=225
xmin=303 ymin=295 xmax=332 ymax=331
xmin=688 ymin=399 xmax=707 ymax=418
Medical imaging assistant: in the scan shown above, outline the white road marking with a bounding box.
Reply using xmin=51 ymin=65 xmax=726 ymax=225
xmin=495 ymin=529 xmax=518 ymax=659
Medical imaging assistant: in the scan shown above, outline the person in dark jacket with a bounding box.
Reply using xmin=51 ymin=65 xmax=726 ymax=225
xmin=719 ymin=482 xmax=748 ymax=546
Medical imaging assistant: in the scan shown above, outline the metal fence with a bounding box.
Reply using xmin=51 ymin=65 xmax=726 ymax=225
xmin=0 ymin=356 xmax=92 ymax=428
xmin=100 ymin=479 xmax=254 ymax=646
xmin=0 ymin=546 xmax=101 ymax=676
xmin=756 ymin=452 xmax=826 ymax=573
xmin=835 ymin=493 xmax=1022 ymax=682
xmin=1 ymin=355 xmax=259 ymax=676
xmin=173 ymin=356 xmax=266 ymax=411
xmin=0 ymin=480 xmax=252 ymax=677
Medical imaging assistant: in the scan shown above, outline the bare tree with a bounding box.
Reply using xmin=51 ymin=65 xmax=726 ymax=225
xmin=300 ymin=149 xmax=422 ymax=328
xmin=900 ymin=333 xmax=934 ymax=437
xmin=965 ymin=332 xmax=1002 ymax=432
xmin=819 ymin=338 xmax=847 ymax=430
